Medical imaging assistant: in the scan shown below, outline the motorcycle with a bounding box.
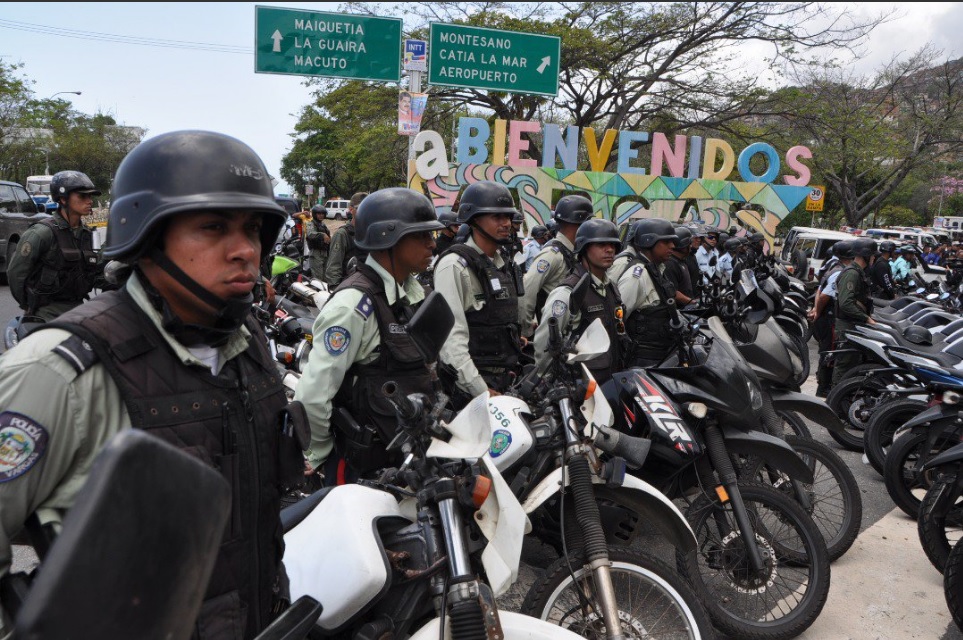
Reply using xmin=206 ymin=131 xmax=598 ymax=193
xmin=918 ymin=441 xmax=963 ymax=574
xmin=281 ymin=292 xmax=583 ymax=639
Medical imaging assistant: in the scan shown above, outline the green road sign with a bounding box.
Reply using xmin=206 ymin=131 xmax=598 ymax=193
xmin=428 ymin=23 xmax=560 ymax=96
xmin=255 ymin=6 xmax=401 ymax=82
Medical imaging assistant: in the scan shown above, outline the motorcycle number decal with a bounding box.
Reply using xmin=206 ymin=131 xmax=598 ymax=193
xmin=0 ymin=412 xmax=49 ymax=483
xmin=536 ymin=259 xmax=550 ymax=273
xmin=489 ymin=404 xmax=511 ymax=429
xmin=354 ymin=295 xmax=373 ymax=320
xmin=323 ymin=326 xmax=351 ymax=356
xmin=490 ymin=429 xmax=512 ymax=457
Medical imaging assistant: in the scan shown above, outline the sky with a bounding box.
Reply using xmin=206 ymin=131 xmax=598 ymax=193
xmin=2 ymin=2 xmax=962 ymax=197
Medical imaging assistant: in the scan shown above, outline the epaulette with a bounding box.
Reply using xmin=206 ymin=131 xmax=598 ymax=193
xmin=52 ymin=334 xmax=99 ymax=376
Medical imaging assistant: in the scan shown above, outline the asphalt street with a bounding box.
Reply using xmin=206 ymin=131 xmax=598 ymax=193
xmin=0 ymin=282 xmax=960 ymax=639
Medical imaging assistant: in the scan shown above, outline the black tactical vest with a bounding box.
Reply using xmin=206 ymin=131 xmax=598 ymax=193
xmin=47 ymin=288 xmax=290 ymax=639
xmin=625 ymin=256 xmax=677 ymax=365
xmin=442 ymin=244 xmax=522 ymax=377
xmin=562 ymin=265 xmax=625 ymax=382
xmin=331 ymin=264 xmax=434 ymax=474
xmin=834 ymin=263 xmax=874 ymax=322
xmin=27 ymin=217 xmax=99 ymax=306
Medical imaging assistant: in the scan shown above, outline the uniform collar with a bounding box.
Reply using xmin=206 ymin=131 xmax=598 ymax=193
xmin=466 ymin=235 xmax=505 ymax=268
xmin=126 ymin=271 xmax=251 ymax=367
xmin=363 ymin=255 xmax=426 ymax=306
xmin=556 ymin=234 xmax=575 ymax=251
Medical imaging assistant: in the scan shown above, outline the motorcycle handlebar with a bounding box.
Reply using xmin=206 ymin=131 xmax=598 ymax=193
xmin=382 ymin=382 xmax=423 ymax=423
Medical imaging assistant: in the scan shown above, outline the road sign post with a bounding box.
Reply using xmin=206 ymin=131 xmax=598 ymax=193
xmin=255 ymin=6 xmax=401 ymax=82
xmin=428 ymin=23 xmax=560 ymax=96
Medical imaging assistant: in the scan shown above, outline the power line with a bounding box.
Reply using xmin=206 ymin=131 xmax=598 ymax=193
xmin=0 ymin=18 xmax=252 ymax=55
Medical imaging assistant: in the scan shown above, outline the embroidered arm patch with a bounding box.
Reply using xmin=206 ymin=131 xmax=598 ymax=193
xmin=0 ymin=412 xmax=49 ymax=482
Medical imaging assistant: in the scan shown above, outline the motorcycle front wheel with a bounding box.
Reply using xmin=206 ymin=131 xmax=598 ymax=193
xmin=946 ymin=539 xmax=963 ymax=631
xmin=825 ymin=375 xmax=890 ymax=451
xmin=679 ymin=482 xmax=830 ymax=640
xmin=918 ymin=479 xmax=963 ymax=574
xmin=863 ymin=398 xmax=928 ymax=476
xmin=520 ymin=545 xmax=713 ymax=639
xmin=884 ymin=430 xmax=959 ymax=519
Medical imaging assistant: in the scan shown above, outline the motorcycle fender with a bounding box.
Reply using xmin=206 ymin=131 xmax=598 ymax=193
xmin=723 ymin=426 xmax=815 ymax=483
xmin=521 ymin=468 xmax=565 ymax=515
xmin=922 ymin=441 xmax=963 ymax=472
xmin=595 ymin=479 xmax=697 ymax=552
xmin=769 ymin=390 xmax=846 ymax=433
xmin=775 ymin=314 xmax=803 ymax=338
xmin=409 ymin=610 xmax=584 ymax=640
xmin=900 ymin=403 xmax=963 ymax=432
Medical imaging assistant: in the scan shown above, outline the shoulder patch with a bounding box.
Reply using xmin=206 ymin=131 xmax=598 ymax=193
xmin=632 ymin=265 xmax=644 ymax=278
xmin=52 ymin=334 xmax=99 ymax=375
xmin=0 ymin=412 xmax=49 ymax=483
xmin=536 ymin=259 xmax=550 ymax=273
xmin=354 ymin=295 xmax=374 ymax=320
xmin=19 ymin=241 xmax=31 ymax=257
xmin=323 ymin=326 xmax=351 ymax=356
xmin=551 ymin=300 xmax=568 ymax=317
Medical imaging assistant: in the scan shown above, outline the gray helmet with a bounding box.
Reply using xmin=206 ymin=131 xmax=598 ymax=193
xmin=545 ymin=219 xmax=559 ymax=236
xmin=853 ymin=238 xmax=878 ymax=258
xmin=104 ymin=130 xmax=285 ymax=260
xmin=436 ymin=206 xmax=458 ymax=227
xmin=903 ymin=325 xmax=933 ymax=346
xmin=554 ymin=195 xmax=594 ymax=224
xmin=512 ymin=211 xmax=524 ymax=224
xmin=673 ymin=226 xmax=693 ymax=250
xmin=574 ymin=219 xmax=621 ymax=255
xmin=749 ymin=232 xmax=765 ymax=244
xmin=50 ymin=170 xmax=101 ymax=205
xmin=355 ymin=188 xmax=445 ymax=251
xmin=723 ymin=238 xmax=742 ymax=253
xmin=879 ymin=240 xmax=897 ymax=254
xmin=633 ymin=218 xmax=678 ymax=250
xmin=531 ymin=224 xmax=550 ymax=240
xmin=899 ymin=244 xmax=919 ymax=255
xmin=311 ymin=204 xmax=327 ymax=218
xmin=456 ymin=181 xmax=517 ymax=224
xmin=832 ymin=240 xmax=856 ymax=260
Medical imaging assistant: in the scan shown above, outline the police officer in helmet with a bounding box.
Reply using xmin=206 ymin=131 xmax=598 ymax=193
xmin=534 ymin=218 xmax=626 ymax=383
xmin=0 ymin=130 xmax=300 ymax=637
xmin=433 ymin=181 xmax=525 ymax=406
xmin=8 ymin=170 xmax=103 ymax=320
xmin=306 ymin=204 xmax=332 ymax=280
xmin=433 ymin=207 xmax=460 ymax=256
xmin=617 ymin=218 xmax=679 ymax=367
xmin=296 ymin=188 xmax=444 ymax=483
xmin=870 ymin=240 xmax=897 ymax=299
xmin=833 ymin=238 xmax=878 ymax=386
xmin=324 ymin=191 xmax=368 ymax=287
xmin=518 ymin=194 xmax=594 ymax=337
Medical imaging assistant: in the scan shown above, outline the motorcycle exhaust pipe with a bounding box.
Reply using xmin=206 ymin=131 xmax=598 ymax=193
xmin=593 ymin=425 xmax=651 ymax=469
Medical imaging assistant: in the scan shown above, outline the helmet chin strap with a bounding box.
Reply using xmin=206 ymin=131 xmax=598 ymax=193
xmin=147 ymin=248 xmax=252 ymax=346
xmin=471 ymin=221 xmax=512 ymax=246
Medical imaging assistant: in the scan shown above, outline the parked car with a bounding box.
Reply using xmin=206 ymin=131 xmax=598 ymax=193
xmin=323 ymin=198 xmax=351 ymax=220
xmin=779 ymin=227 xmax=856 ymax=286
xmin=274 ymin=196 xmax=301 ymax=217
xmin=0 ymin=180 xmax=50 ymax=284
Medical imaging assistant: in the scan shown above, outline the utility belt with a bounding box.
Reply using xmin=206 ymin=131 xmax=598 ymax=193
xmin=330 ymin=406 xmax=393 ymax=478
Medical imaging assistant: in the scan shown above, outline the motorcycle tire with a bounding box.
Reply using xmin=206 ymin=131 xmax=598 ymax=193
xmin=740 ymin=435 xmax=862 ymax=562
xmin=864 ymin=398 xmax=929 ymax=476
xmin=918 ymin=479 xmax=963 ymax=574
xmin=825 ymin=374 xmax=891 ymax=451
xmin=776 ymin=409 xmax=813 ymax=440
xmin=678 ymin=482 xmax=830 ymax=640
xmin=884 ymin=430 xmax=960 ymax=519
xmin=946 ymin=539 xmax=963 ymax=631
xmin=791 ymin=332 xmax=811 ymax=387
xmin=521 ymin=545 xmax=713 ymax=639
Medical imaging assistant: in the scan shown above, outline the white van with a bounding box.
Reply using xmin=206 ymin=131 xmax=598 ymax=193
xmin=323 ymin=199 xmax=351 ymax=220
xmin=863 ymin=228 xmax=939 ymax=249
xmin=780 ymin=227 xmax=856 ymax=284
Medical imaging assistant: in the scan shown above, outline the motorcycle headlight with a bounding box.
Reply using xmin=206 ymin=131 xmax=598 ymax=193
xmin=945 ymin=390 xmax=961 ymax=405
xmin=747 ymin=378 xmax=763 ymax=412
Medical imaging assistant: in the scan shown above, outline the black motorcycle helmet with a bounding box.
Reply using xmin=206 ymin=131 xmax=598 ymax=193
xmin=310 ymin=204 xmax=327 ymax=218
xmin=545 ymin=219 xmax=559 ymax=237
xmin=456 ymin=181 xmax=518 ymax=224
xmin=673 ymin=226 xmax=693 ymax=250
xmin=853 ymin=238 xmax=878 ymax=258
xmin=512 ymin=211 xmax=524 ymax=225
xmin=900 ymin=244 xmax=919 ymax=255
xmin=574 ymin=219 xmax=621 ymax=256
xmin=105 ymin=130 xmax=286 ymax=261
xmin=355 ymin=188 xmax=445 ymax=251
xmin=436 ymin=207 xmax=458 ymax=228
xmin=632 ymin=218 xmax=678 ymax=250
xmin=749 ymin=232 xmax=765 ymax=245
xmin=903 ymin=325 xmax=933 ymax=346
xmin=531 ymin=224 xmax=550 ymax=240
xmin=879 ymin=240 xmax=897 ymax=254
xmin=832 ymin=240 xmax=856 ymax=260
xmin=50 ymin=170 xmax=101 ymax=208
xmin=554 ymin=195 xmax=594 ymax=225
xmin=723 ymin=237 xmax=742 ymax=253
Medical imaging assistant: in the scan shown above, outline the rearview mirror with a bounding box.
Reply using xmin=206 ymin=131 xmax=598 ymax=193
xmin=569 ymin=273 xmax=591 ymax=316
xmin=405 ymin=291 xmax=454 ymax=362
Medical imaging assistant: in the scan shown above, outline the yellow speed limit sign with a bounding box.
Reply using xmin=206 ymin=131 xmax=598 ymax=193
xmin=805 ymin=185 xmax=826 ymax=212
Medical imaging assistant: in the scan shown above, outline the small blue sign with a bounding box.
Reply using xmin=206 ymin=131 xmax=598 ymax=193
xmin=404 ymin=39 xmax=427 ymax=72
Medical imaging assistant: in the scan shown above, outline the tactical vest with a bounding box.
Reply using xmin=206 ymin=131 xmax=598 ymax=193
xmin=834 ymin=263 xmax=873 ymax=323
xmin=26 ymin=217 xmax=99 ymax=309
xmin=340 ymin=225 xmax=365 ymax=276
xmin=625 ymin=257 xmax=677 ymax=365
xmin=869 ymin=258 xmax=895 ymax=299
xmin=442 ymin=244 xmax=521 ymax=378
xmin=665 ymin=255 xmax=693 ymax=298
xmin=45 ymin=288 xmax=291 ymax=639
xmin=562 ymin=265 xmax=624 ymax=382
xmin=535 ymin=239 xmax=578 ymax=315
xmin=331 ymin=264 xmax=434 ymax=475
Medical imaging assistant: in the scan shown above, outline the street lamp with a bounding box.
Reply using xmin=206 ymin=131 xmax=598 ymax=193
xmin=48 ymin=91 xmax=81 ymax=100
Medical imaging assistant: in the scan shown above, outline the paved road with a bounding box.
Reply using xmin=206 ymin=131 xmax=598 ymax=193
xmin=1 ymin=282 xmax=960 ymax=638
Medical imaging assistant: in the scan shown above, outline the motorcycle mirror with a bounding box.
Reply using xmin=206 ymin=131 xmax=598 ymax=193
xmin=404 ymin=291 xmax=455 ymax=362
xmin=569 ymin=273 xmax=591 ymax=316
xmin=927 ymin=292 xmax=940 ymax=301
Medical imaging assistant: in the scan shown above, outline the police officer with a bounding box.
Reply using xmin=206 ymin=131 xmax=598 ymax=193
xmin=891 ymin=245 xmax=916 ymax=285
xmin=717 ymin=237 xmax=741 ymax=282
xmin=306 ymin=204 xmax=331 ymax=280
xmin=295 ymin=188 xmax=444 ymax=483
xmin=833 ymin=238 xmax=878 ymax=386
xmin=808 ymin=240 xmax=854 ymax=397
xmin=433 ymin=181 xmax=524 ymax=406
xmin=870 ymin=240 xmax=897 ymax=299
xmin=522 ymin=224 xmax=551 ymax=272
xmin=8 ymin=170 xmax=102 ymax=320
xmin=618 ymin=218 xmax=679 ymax=367
xmin=608 ymin=220 xmax=643 ymax=282
xmin=664 ymin=226 xmax=695 ymax=305
xmin=324 ymin=191 xmax=368 ymax=286
xmin=518 ymin=195 xmax=594 ymax=337
xmin=505 ymin=211 xmax=525 ymax=262
xmin=534 ymin=219 xmax=625 ymax=383
xmin=0 ymin=131 xmax=297 ymax=638
xmin=695 ymin=227 xmax=718 ymax=280
xmin=433 ymin=206 xmax=460 ymax=255
xmin=745 ymin=232 xmax=767 ymax=265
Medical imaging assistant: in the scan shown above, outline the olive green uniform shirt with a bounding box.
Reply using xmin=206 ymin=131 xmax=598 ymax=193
xmin=323 ymin=224 xmax=353 ymax=287
xmin=0 ymin=272 xmax=251 ymax=636
xmin=835 ymin=263 xmax=871 ymax=329
xmin=518 ymin=235 xmax=576 ymax=337
xmin=294 ymin=256 xmax=426 ymax=469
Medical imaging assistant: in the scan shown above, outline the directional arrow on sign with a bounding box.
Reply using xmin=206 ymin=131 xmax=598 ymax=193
xmin=271 ymin=29 xmax=283 ymax=52
xmin=537 ymin=56 xmax=551 ymax=74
